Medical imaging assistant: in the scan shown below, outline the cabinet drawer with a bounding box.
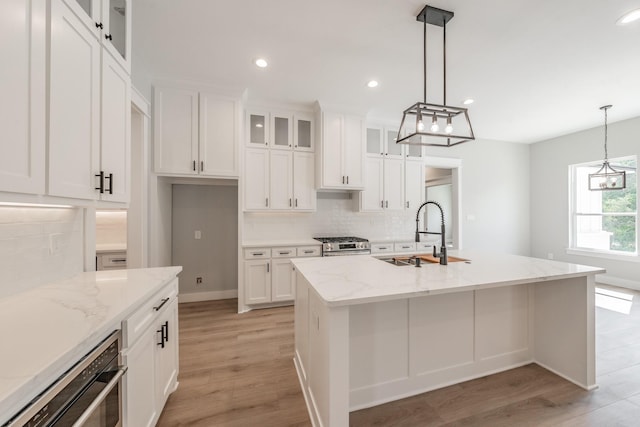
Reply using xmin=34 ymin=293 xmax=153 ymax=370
xmin=272 ymin=247 xmax=296 ymax=258
xmin=123 ymin=278 xmax=178 ymax=348
xmin=97 ymin=252 xmax=127 ymax=270
xmin=244 ymin=248 xmax=271 ymax=259
xmin=370 ymin=243 xmax=394 ymax=254
xmin=394 ymin=242 xmax=416 ymax=252
xmin=417 ymin=241 xmax=436 ymax=251
xmin=296 ymin=246 xmax=321 ymax=257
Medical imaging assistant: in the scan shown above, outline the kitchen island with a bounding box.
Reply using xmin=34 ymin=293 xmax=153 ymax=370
xmin=291 ymin=251 xmax=604 ymax=427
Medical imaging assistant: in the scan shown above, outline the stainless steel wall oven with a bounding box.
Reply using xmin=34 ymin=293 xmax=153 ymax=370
xmin=4 ymin=330 xmax=126 ymax=427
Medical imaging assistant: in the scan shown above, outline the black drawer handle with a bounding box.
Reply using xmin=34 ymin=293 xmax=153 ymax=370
xmin=304 ymin=250 xmax=314 ymax=254
xmin=153 ymin=297 xmax=170 ymax=311
xmin=110 ymin=258 xmax=126 ymax=263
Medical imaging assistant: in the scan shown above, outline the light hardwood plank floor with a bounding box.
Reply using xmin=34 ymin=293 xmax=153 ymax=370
xmin=158 ymin=285 xmax=640 ymax=426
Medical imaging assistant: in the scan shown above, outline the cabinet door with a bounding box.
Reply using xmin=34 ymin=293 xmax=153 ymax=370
xmin=366 ymin=127 xmax=383 ymax=156
xmin=62 ymin=0 xmax=101 ymax=39
xmin=244 ymin=260 xmax=271 ymax=304
xmin=343 ymin=115 xmax=364 ymax=188
xmin=199 ymin=93 xmax=238 ymax=177
xmin=270 ymin=112 xmax=293 ymax=150
xmin=247 ymin=111 xmax=269 ymax=147
xmin=269 ymin=151 xmax=293 ymax=210
xmin=384 ymin=158 xmax=405 ymax=210
xmin=272 ymin=258 xmax=295 ymax=301
xmin=49 ymin=0 xmax=101 ymax=200
xmin=0 ymin=0 xmax=45 ymax=195
xmin=360 ymin=157 xmax=384 ymax=212
xmin=405 ymin=159 xmax=424 ymax=211
xmin=155 ymin=299 xmax=178 ymax=408
xmin=153 ymin=87 xmax=198 ymax=175
xmin=101 ymin=0 xmax=131 ymax=73
xmin=244 ymin=148 xmax=270 ymax=210
xmin=294 ymin=113 xmax=314 ymax=152
xmin=125 ymin=327 xmax=157 ymax=427
xmin=293 ymin=152 xmax=316 ymax=211
xmin=100 ymin=51 xmax=130 ymax=203
xmin=320 ymin=112 xmax=344 ymax=188
xmin=385 ymin=129 xmax=404 ymax=159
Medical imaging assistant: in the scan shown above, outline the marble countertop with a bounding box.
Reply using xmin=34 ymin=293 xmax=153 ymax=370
xmin=291 ymin=250 xmax=605 ymax=307
xmin=242 ymin=239 xmax=321 ymax=248
xmin=0 ymin=266 xmax=182 ymax=424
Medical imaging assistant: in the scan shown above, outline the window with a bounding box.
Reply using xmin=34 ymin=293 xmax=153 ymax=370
xmin=569 ymin=156 xmax=637 ymax=256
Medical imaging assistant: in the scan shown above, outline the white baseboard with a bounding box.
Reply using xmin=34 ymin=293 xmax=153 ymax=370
xmin=178 ymin=289 xmax=238 ymax=303
xmin=596 ymin=274 xmax=640 ymax=291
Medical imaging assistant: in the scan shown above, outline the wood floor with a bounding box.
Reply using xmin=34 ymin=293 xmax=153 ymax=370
xmin=158 ymin=285 xmax=640 ymax=426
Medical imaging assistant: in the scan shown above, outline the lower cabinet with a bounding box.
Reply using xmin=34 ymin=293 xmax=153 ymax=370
xmin=123 ymin=280 xmax=179 ymax=427
xmin=243 ymin=245 xmax=320 ymax=306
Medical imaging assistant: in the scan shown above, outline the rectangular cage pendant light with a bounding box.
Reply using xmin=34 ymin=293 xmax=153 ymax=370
xmin=397 ymin=5 xmax=475 ymax=148
xmin=588 ymin=105 xmax=626 ymax=191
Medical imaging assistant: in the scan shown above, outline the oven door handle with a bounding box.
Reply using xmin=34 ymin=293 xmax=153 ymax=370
xmin=71 ymin=366 xmax=127 ymax=427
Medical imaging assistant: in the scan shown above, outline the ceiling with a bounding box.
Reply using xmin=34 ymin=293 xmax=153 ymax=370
xmin=132 ymin=0 xmax=640 ymax=143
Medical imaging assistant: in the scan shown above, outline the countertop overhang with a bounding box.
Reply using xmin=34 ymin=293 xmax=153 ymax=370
xmin=0 ymin=266 xmax=182 ymax=424
xmin=291 ymin=250 xmax=605 ymax=307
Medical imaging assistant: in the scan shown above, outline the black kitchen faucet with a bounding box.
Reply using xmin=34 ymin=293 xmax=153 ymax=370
xmin=415 ymin=201 xmax=448 ymax=265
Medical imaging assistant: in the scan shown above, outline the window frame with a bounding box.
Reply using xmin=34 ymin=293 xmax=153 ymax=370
xmin=568 ymin=155 xmax=638 ymax=260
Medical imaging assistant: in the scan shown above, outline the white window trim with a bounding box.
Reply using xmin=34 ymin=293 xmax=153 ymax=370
xmin=568 ymin=155 xmax=638 ymax=257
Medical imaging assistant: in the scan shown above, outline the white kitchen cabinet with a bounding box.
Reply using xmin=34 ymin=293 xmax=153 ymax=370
xmin=405 ymin=159 xmax=425 ymax=211
xmin=155 ymin=298 xmax=179 ymax=408
xmin=62 ymin=0 xmax=131 ymax=73
xmin=317 ymin=111 xmax=365 ymax=190
xmin=199 ymin=93 xmax=239 ymax=177
xmin=247 ymin=110 xmax=312 ymax=151
xmin=294 ymin=113 xmax=314 ymax=151
xmin=154 ymin=87 xmax=239 ymax=178
xmin=272 ymin=258 xmax=295 ymax=301
xmin=48 ymin=0 xmax=101 ymax=200
xmin=0 ymin=0 xmax=46 ymax=196
xmin=100 ymin=50 xmax=131 ymax=202
xmin=123 ymin=279 xmax=178 ymax=427
xmin=360 ymin=127 xmax=405 ymax=211
xmin=244 ymin=260 xmax=271 ymax=304
xmin=243 ymin=147 xmax=316 ymax=212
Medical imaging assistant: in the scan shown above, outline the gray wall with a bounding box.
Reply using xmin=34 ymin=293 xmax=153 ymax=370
xmin=530 ymin=116 xmax=640 ymax=286
xmin=172 ymin=184 xmax=238 ymax=295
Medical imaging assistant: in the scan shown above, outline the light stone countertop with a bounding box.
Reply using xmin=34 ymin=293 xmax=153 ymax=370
xmin=96 ymin=243 xmax=127 ymax=252
xmin=242 ymin=239 xmax=321 ymax=248
xmin=0 ymin=266 xmax=182 ymax=424
xmin=291 ymin=250 xmax=604 ymax=307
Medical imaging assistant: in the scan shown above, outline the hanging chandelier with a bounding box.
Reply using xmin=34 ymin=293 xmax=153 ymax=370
xmin=396 ymin=5 xmax=474 ymax=147
xmin=588 ymin=105 xmax=626 ymax=191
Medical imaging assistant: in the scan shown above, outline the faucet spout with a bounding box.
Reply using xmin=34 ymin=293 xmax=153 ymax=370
xmin=415 ymin=201 xmax=448 ymax=265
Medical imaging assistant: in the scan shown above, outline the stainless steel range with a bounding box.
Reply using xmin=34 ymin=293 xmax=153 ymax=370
xmin=313 ymin=237 xmax=371 ymax=256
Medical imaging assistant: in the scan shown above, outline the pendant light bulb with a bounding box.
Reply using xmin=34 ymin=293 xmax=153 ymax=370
xmin=416 ymin=110 xmax=425 ymax=132
xmin=445 ymin=117 xmax=453 ymax=134
xmin=430 ymin=114 xmax=439 ymax=132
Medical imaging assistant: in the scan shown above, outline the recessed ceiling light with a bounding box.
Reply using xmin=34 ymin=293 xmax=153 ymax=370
xmin=463 ymin=98 xmax=474 ymax=105
xmin=367 ymin=80 xmax=379 ymax=88
xmin=617 ymin=8 xmax=640 ymax=25
xmin=255 ymin=58 xmax=268 ymax=68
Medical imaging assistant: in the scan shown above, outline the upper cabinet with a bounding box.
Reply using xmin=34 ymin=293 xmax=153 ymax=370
xmin=153 ymin=86 xmax=240 ymax=178
xmin=0 ymin=0 xmax=46 ymax=195
xmin=246 ymin=111 xmax=314 ymax=152
xmin=49 ymin=0 xmax=131 ymax=203
xmin=62 ymin=0 xmax=131 ymax=73
xmin=316 ymin=111 xmax=365 ymax=190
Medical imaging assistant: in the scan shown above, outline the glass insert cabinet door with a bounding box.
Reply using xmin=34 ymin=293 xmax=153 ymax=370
xmin=366 ymin=128 xmax=383 ymax=155
xmin=270 ymin=113 xmax=292 ymax=149
xmin=294 ymin=114 xmax=314 ymax=151
xmin=248 ymin=112 xmax=268 ymax=146
xmin=106 ymin=0 xmax=128 ymax=63
xmin=386 ymin=129 xmax=403 ymax=158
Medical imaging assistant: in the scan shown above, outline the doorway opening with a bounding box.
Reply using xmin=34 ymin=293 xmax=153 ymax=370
xmin=423 ymin=157 xmax=462 ymax=249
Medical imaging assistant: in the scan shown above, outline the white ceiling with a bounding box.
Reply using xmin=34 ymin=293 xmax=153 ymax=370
xmin=132 ymin=0 xmax=640 ymax=143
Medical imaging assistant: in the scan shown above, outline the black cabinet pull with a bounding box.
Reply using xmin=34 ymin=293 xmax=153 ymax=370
xmin=157 ymin=327 xmax=165 ymax=348
xmin=163 ymin=321 xmax=169 ymax=343
xmin=105 ymin=173 xmax=113 ymax=194
xmin=267 ymin=262 xmax=270 ymax=273
xmin=295 ymin=199 xmax=298 ymax=207
xmin=347 ymin=176 xmax=349 ymax=184
xmin=289 ymin=198 xmax=292 ymax=207
xmin=95 ymin=22 xmax=103 ymax=29
xmin=342 ymin=176 xmax=345 ymax=184
xmin=153 ymin=297 xmax=170 ymax=311
xmin=105 ymin=34 xmax=113 ymax=40
xmin=95 ymin=171 xmax=104 ymax=193
xmin=385 ymin=200 xmax=388 ymax=208
xmin=200 ymin=161 xmax=204 ymax=172
xmin=192 ymin=160 xmax=196 ymax=171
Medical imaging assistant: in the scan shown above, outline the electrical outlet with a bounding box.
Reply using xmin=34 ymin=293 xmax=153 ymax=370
xmin=195 ymin=230 xmax=202 ymax=240
xmin=196 ymin=277 xmax=203 ymax=285
xmin=49 ymin=233 xmax=63 ymax=255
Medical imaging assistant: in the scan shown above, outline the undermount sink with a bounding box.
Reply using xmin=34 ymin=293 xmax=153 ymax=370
xmin=377 ymin=254 xmax=470 ymax=266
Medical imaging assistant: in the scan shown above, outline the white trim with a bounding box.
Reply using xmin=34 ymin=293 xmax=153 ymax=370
xmin=178 ymin=289 xmax=238 ymax=303
xmin=566 ymin=248 xmax=640 ymax=263
xmin=533 ymin=360 xmax=597 ymax=391
xmin=596 ymin=274 xmax=640 ymax=291
xmin=131 ymin=87 xmax=150 ymax=117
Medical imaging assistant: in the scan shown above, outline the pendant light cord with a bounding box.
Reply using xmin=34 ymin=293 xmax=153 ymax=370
xmin=423 ymin=20 xmax=427 ymax=103
xmin=443 ymin=18 xmax=447 ymax=105
xmin=603 ymin=107 xmax=608 ymax=161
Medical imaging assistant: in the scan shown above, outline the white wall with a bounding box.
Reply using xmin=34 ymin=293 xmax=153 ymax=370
xmin=244 ymin=138 xmax=531 ymax=255
xmin=530 ymin=116 xmax=640 ymax=287
xmin=0 ymin=207 xmax=83 ymax=298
